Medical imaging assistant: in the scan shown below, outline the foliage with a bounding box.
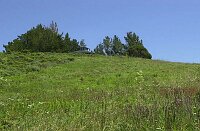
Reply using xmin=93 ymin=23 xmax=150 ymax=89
xmin=112 ymin=35 xmax=125 ymax=55
xmin=94 ymin=32 xmax=152 ymax=59
xmin=79 ymin=39 xmax=86 ymax=48
xmin=94 ymin=43 xmax=104 ymax=55
xmin=127 ymin=44 xmax=152 ymax=59
xmin=94 ymin=35 xmax=124 ymax=56
xmin=125 ymin=32 xmax=152 ymax=59
xmin=102 ymin=36 xmax=113 ymax=55
xmin=62 ymin=33 xmax=80 ymax=53
xmin=3 ymin=22 xmax=85 ymax=53
xmin=3 ymin=22 xmax=151 ymax=59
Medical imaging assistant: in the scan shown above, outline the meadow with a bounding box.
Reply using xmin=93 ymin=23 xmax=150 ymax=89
xmin=0 ymin=52 xmax=200 ymax=130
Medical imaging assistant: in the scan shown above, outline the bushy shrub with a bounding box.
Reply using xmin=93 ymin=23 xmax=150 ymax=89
xmin=3 ymin=22 xmax=83 ymax=53
xmin=127 ymin=44 xmax=152 ymax=59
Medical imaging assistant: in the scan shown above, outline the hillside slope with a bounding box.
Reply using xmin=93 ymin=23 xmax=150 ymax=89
xmin=1 ymin=53 xmax=200 ymax=130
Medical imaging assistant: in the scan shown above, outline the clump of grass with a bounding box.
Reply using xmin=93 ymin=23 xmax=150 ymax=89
xmin=0 ymin=120 xmax=13 ymax=130
xmin=0 ymin=52 xmax=74 ymax=77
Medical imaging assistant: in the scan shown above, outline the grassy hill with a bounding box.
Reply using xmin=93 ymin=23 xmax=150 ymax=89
xmin=0 ymin=53 xmax=200 ymax=130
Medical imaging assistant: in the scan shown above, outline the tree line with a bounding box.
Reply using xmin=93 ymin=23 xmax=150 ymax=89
xmin=3 ymin=22 xmax=152 ymax=59
xmin=94 ymin=33 xmax=152 ymax=59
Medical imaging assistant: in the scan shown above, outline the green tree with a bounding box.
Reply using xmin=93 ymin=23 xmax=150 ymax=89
xmin=112 ymin=35 xmax=124 ymax=55
xmin=3 ymin=22 xmax=81 ymax=53
xmin=94 ymin=43 xmax=104 ymax=55
xmin=79 ymin=39 xmax=86 ymax=48
xmin=63 ymin=33 xmax=80 ymax=52
xmin=103 ymin=36 xmax=113 ymax=55
xmin=63 ymin=33 xmax=71 ymax=52
xmin=70 ymin=39 xmax=79 ymax=52
xmin=124 ymin=32 xmax=152 ymax=59
xmin=94 ymin=35 xmax=126 ymax=56
xmin=94 ymin=36 xmax=113 ymax=55
xmin=3 ymin=23 xmax=63 ymax=53
xmin=49 ymin=21 xmax=58 ymax=33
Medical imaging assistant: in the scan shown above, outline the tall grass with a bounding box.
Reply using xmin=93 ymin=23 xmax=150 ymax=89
xmin=0 ymin=53 xmax=200 ymax=130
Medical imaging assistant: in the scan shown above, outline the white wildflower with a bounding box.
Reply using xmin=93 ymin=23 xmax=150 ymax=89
xmin=28 ymin=103 xmax=34 ymax=108
xmin=0 ymin=102 xmax=5 ymax=106
xmin=8 ymin=98 xmax=14 ymax=101
xmin=156 ymin=127 xmax=162 ymax=130
xmin=38 ymin=102 xmax=45 ymax=105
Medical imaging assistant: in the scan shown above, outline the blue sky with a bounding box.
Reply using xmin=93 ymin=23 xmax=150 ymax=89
xmin=0 ymin=0 xmax=200 ymax=63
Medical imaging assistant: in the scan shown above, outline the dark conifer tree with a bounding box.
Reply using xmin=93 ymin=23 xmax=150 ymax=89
xmin=3 ymin=22 xmax=82 ymax=53
xmin=112 ymin=35 xmax=124 ymax=55
xmin=124 ymin=32 xmax=152 ymax=59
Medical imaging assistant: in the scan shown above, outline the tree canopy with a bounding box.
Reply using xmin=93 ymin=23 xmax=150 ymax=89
xmin=124 ymin=32 xmax=152 ymax=59
xmin=94 ymin=32 xmax=152 ymax=59
xmin=3 ymin=22 xmax=84 ymax=53
xmin=3 ymin=22 xmax=152 ymax=59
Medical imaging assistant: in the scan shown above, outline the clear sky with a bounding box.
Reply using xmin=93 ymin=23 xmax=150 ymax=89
xmin=0 ymin=0 xmax=200 ymax=63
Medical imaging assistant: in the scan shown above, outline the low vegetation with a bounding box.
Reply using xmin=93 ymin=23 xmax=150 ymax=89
xmin=0 ymin=52 xmax=74 ymax=77
xmin=0 ymin=53 xmax=200 ymax=130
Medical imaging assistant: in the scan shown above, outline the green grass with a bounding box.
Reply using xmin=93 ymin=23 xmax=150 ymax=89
xmin=0 ymin=53 xmax=200 ymax=130
xmin=0 ymin=52 xmax=74 ymax=77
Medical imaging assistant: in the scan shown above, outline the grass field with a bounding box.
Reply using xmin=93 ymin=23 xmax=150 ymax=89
xmin=0 ymin=52 xmax=200 ymax=130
